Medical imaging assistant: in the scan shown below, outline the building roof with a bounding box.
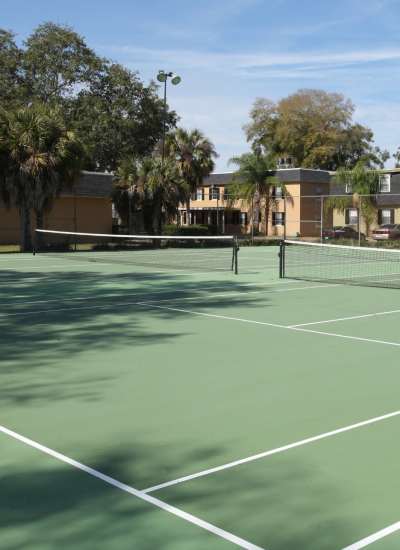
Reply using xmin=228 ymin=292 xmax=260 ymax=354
xmin=203 ymin=168 xmax=332 ymax=187
xmin=60 ymin=171 xmax=113 ymax=198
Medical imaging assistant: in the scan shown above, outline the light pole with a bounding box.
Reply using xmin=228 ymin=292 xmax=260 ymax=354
xmin=157 ymin=71 xmax=181 ymax=164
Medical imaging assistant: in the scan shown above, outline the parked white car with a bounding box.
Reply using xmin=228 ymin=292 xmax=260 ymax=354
xmin=372 ymin=224 xmax=400 ymax=240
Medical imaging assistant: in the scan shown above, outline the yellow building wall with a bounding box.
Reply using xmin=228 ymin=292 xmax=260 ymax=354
xmin=0 ymin=205 xmax=20 ymax=244
xmin=285 ymin=183 xmax=301 ymax=237
xmin=332 ymin=207 xmax=400 ymax=235
xmin=0 ymin=197 xmax=112 ymax=246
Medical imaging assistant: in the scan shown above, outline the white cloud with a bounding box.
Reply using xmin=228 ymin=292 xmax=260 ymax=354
xmin=99 ymin=41 xmax=400 ymax=169
xmin=107 ymin=44 xmax=400 ymax=74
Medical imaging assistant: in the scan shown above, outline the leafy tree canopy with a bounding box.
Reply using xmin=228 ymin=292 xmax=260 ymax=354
xmin=22 ymin=22 xmax=102 ymax=103
xmin=0 ymin=22 xmax=177 ymax=171
xmin=72 ymin=63 xmax=176 ymax=171
xmin=0 ymin=30 xmax=23 ymax=107
xmin=245 ymin=89 xmax=389 ymax=170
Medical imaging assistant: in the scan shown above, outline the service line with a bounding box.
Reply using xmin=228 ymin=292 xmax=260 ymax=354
xmin=0 ymin=425 xmax=264 ymax=550
xmin=341 ymin=521 xmax=400 ymax=549
xmin=142 ymin=411 xmax=400 ymax=493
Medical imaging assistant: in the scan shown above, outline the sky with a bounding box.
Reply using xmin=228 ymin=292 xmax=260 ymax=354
xmin=3 ymin=0 xmax=400 ymax=171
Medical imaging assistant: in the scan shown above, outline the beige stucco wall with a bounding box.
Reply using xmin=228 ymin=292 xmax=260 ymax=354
xmin=0 ymin=197 xmax=112 ymax=246
xmin=333 ymin=207 xmax=400 ymax=234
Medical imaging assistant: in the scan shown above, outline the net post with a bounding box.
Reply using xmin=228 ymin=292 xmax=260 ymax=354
xmin=33 ymin=230 xmax=37 ymax=256
xmin=279 ymin=240 xmax=285 ymax=278
xmin=233 ymin=236 xmax=239 ymax=274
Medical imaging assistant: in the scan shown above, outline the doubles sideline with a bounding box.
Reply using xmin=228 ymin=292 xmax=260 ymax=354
xmin=0 ymin=425 xmax=264 ymax=550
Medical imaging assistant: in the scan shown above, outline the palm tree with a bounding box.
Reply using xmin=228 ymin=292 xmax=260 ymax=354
xmin=140 ymin=156 xmax=187 ymax=234
xmin=112 ymin=157 xmax=141 ymax=232
xmin=326 ymin=162 xmax=380 ymax=237
xmin=0 ymin=104 xmax=84 ymax=251
xmin=228 ymin=152 xmax=281 ymax=236
xmin=165 ymin=128 xmax=217 ymax=225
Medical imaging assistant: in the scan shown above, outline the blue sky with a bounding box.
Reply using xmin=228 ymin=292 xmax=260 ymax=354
xmin=3 ymin=0 xmax=400 ymax=171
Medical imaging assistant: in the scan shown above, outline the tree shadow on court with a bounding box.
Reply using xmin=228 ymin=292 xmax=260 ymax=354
xmin=0 ymin=440 xmax=370 ymax=550
xmin=0 ymin=267 xmax=273 ymax=406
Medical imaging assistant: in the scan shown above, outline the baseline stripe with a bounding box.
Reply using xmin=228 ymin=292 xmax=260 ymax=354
xmin=143 ymin=411 xmax=400 ymax=493
xmin=0 ymin=425 xmax=264 ymax=550
xmin=0 ymin=283 xmax=329 ymax=318
xmin=341 ymin=521 xmax=400 ymax=549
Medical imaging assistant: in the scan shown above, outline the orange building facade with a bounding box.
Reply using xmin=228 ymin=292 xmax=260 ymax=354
xmin=0 ymin=171 xmax=113 ymax=246
xmin=179 ymin=169 xmax=332 ymax=237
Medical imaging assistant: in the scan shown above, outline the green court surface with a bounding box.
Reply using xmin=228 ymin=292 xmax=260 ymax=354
xmin=1 ymin=246 xmax=399 ymax=550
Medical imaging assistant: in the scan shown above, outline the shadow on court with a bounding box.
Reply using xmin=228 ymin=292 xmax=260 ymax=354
xmin=0 ymin=268 xmax=270 ymax=406
xmin=0 ymin=441 xmax=365 ymax=550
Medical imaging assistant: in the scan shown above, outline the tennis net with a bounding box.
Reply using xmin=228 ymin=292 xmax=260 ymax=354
xmin=35 ymin=229 xmax=239 ymax=273
xmin=279 ymin=239 xmax=400 ymax=288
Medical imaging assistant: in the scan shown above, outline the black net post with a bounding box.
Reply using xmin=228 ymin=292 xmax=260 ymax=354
xmin=279 ymin=240 xmax=285 ymax=278
xmin=233 ymin=237 xmax=239 ymax=274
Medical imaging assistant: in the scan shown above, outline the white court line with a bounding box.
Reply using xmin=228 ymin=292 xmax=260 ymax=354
xmin=341 ymin=521 xmax=400 ymax=549
xmin=0 ymin=264 xmax=93 ymax=270
xmin=0 ymin=283 xmax=334 ymax=317
xmin=136 ymin=302 xmax=400 ymax=348
xmin=0 ymin=425 xmax=264 ymax=550
xmin=290 ymin=326 xmax=400 ymax=348
xmin=142 ymin=411 xmax=400 ymax=493
xmin=142 ymin=284 xmax=337 ymax=305
xmin=289 ymin=308 xmax=400 ymax=328
xmin=0 ymin=279 xmax=308 ymax=306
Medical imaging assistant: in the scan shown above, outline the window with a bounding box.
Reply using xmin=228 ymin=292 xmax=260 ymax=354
xmin=272 ymin=212 xmax=285 ymax=226
xmin=210 ymin=186 xmax=220 ymax=200
xmin=272 ymin=186 xmax=283 ymax=199
xmin=196 ymin=188 xmax=204 ymax=200
xmin=231 ymin=211 xmax=240 ymax=224
xmin=345 ymin=182 xmax=353 ymax=194
xmin=345 ymin=208 xmax=358 ymax=225
xmin=378 ymin=209 xmax=394 ymax=225
xmin=240 ymin=212 xmax=248 ymax=226
xmin=181 ymin=211 xmax=187 ymax=225
xmin=379 ymin=174 xmax=391 ymax=193
xmin=223 ymin=187 xmax=229 ymax=201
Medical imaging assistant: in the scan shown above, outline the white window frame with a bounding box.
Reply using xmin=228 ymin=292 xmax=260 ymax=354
xmin=272 ymin=186 xmax=283 ymax=198
xmin=346 ymin=208 xmax=358 ymax=225
xmin=379 ymin=174 xmax=391 ymax=193
xmin=210 ymin=186 xmax=220 ymax=200
xmin=196 ymin=188 xmax=204 ymax=200
xmin=345 ymin=181 xmax=353 ymax=194
xmin=272 ymin=212 xmax=285 ymax=226
xmin=380 ymin=208 xmax=393 ymax=225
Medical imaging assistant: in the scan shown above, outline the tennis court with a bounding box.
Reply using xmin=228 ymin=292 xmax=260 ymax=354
xmin=1 ymin=240 xmax=399 ymax=550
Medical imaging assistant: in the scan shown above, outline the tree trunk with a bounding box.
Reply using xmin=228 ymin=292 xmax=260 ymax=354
xmin=20 ymin=204 xmax=32 ymax=252
xmin=265 ymin=198 xmax=270 ymax=237
xmin=186 ymin=199 xmax=191 ymax=227
xmin=35 ymin=209 xmax=44 ymax=250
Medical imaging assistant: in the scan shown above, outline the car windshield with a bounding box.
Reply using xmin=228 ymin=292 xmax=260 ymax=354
xmin=380 ymin=224 xmax=395 ymax=228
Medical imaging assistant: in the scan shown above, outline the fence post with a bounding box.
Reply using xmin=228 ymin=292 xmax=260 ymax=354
xmin=358 ymin=195 xmax=362 ymax=246
xmin=320 ymin=195 xmax=324 ymax=243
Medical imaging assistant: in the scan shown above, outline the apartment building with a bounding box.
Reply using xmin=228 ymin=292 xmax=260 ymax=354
xmin=331 ymin=169 xmax=400 ymax=231
xmin=179 ymin=168 xmax=332 ymax=237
